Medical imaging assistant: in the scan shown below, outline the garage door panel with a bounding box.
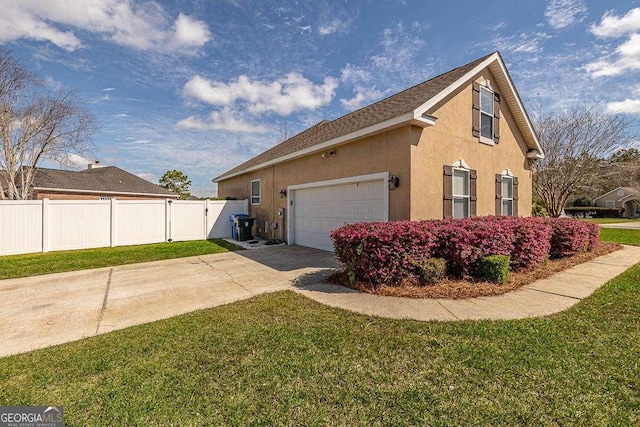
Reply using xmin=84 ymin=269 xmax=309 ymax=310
xmin=293 ymin=178 xmax=386 ymax=251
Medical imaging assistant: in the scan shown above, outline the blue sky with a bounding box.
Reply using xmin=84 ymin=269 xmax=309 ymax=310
xmin=1 ymin=0 xmax=638 ymax=196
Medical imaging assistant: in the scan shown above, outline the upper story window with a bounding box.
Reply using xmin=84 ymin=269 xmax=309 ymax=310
xmin=480 ymin=86 xmax=494 ymax=143
xmin=251 ymin=179 xmax=261 ymax=205
xmin=472 ymin=81 xmax=500 ymax=145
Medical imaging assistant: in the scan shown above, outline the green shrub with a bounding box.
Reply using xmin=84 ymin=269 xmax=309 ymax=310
xmin=417 ymin=257 xmax=447 ymax=285
xmin=564 ymin=207 xmax=623 ymax=218
xmin=477 ymin=255 xmax=510 ymax=284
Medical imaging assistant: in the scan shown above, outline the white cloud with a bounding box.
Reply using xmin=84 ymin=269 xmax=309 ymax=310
xmin=585 ymin=8 xmax=640 ymax=77
xmin=339 ymin=64 xmax=388 ymax=110
xmin=545 ymin=0 xmax=587 ymax=29
xmin=168 ymin=13 xmax=211 ymax=51
xmin=318 ymin=19 xmax=349 ymax=36
xmin=66 ymin=153 xmax=93 ymax=169
xmin=44 ymin=76 xmax=63 ymax=91
xmin=175 ymin=108 xmax=270 ymax=133
xmin=591 ymin=8 xmax=640 ymax=38
xmin=114 ymin=113 xmax=129 ymax=118
xmin=607 ymin=99 xmax=640 ymax=114
xmin=136 ymin=172 xmax=156 ymax=182
xmin=339 ymin=22 xmax=431 ymax=110
xmin=102 ymin=87 xmax=116 ymax=91
xmin=181 ymin=73 xmax=338 ymax=116
xmin=0 ymin=0 xmax=211 ymax=53
xmin=585 ymin=33 xmax=640 ymax=77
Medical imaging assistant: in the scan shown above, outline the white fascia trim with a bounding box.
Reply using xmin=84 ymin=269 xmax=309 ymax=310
xmin=526 ymin=150 xmax=544 ymax=159
xmin=593 ymin=187 xmax=623 ymax=202
xmin=287 ymin=172 xmax=389 ymax=191
xmin=413 ymin=52 xmax=543 ymax=155
xmin=286 ymin=172 xmax=390 ymax=245
xmin=32 ymin=187 xmax=178 ymax=198
xmin=214 ymin=112 xmax=432 ymax=182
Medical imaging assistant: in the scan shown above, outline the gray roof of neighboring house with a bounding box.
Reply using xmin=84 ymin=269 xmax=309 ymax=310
xmin=215 ymin=52 xmax=497 ymax=180
xmin=595 ymin=187 xmax=640 ymax=202
xmin=29 ymin=166 xmax=177 ymax=197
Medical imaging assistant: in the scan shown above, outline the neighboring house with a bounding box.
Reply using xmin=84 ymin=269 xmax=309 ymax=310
xmin=1 ymin=162 xmax=177 ymax=200
xmin=594 ymin=187 xmax=640 ymax=218
xmin=214 ymin=51 xmax=543 ymax=251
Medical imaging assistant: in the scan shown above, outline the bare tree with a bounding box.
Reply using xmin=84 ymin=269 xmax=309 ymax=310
xmin=533 ymin=101 xmax=636 ymax=217
xmin=0 ymin=47 xmax=97 ymax=199
xmin=278 ymin=121 xmax=290 ymax=143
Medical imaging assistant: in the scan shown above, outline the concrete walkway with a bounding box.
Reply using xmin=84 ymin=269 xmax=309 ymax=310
xmin=294 ymin=245 xmax=640 ymax=321
xmin=599 ymin=221 xmax=640 ymax=230
xmin=2 ymin=244 xmax=640 ymax=358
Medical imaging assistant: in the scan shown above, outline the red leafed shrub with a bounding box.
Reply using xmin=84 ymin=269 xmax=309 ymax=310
xmin=548 ymin=218 xmax=595 ymax=258
xmin=330 ymin=216 xmax=598 ymax=285
xmin=510 ymin=217 xmax=552 ymax=270
xmin=586 ymin=221 xmax=601 ymax=250
xmin=431 ymin=217 xmax=514 ymax=277
xmin=330 ymin=221 xmax=437 ymax=285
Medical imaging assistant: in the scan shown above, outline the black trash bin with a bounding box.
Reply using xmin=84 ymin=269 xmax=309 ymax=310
xmin=229 ymin=213 xmax=249 ymax=240
xmin=235 ymin=217 xmax=255 ymax=241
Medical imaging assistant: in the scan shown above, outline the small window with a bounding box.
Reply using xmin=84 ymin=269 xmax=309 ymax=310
xmin=480 ymin=86 xmax=494 ymax=143
xmin=617 ymin=189 xmax=625 ymax=197
xmin=251 ymin=180 xmax=261 ymax=205
xmin=605 ymin=200 xmax=614 ymax=208
xmin=501 ymin=176 xmax=513 ymax=216
xmin=453 ymin=169 xmax=470 ymax=218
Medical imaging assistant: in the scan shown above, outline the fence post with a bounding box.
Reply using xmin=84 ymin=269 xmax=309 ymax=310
xmin=204 ymin=199 xmax=210 ymax=240
xmin=244 ymin=198 xmax=249 ymax=215
xmin=165 ymin=199 xmax=172 ymax=242
xmin=110 ymin=198 xmax=117 ymax=247
xmin=41 ymin=198 xmax=49 ymax=253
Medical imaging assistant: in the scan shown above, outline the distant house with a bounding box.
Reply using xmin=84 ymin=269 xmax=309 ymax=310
xmin=594 ymin=187 xmax=640 ymax=218
xmin=215 ymin=51 xmax=543 ymax=251
xmin=1 ymin=162 xmax=177 ymax=200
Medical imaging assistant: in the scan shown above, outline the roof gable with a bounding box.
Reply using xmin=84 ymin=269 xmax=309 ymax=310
xmin=215 ymin=51 xmax=542 ymax=182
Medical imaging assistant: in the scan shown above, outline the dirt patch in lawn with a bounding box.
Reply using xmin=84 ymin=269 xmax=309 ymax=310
xmin=328 ymin=242 xmax=622 ymax=300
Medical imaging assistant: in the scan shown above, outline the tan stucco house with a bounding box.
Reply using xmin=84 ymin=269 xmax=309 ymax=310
xmin=594 ymin=187 xmax=640 ymax=218
xmin=214 ymin=52 xmax=543 ymax=251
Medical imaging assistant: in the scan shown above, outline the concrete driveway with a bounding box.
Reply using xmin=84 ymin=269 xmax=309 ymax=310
xmin=0 ymin=246 xmax=338 ymax=358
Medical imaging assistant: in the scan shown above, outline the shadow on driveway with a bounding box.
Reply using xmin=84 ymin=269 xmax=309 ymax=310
xmin=234 ymin=245 xmax=339 ymax=272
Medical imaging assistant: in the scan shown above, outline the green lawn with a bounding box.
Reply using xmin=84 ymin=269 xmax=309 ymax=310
xmin=0 ymin=239 xmax=241 ymax=280
xmin=2 ymin=267 xmax=640 ymax=425
xmin=599 ymin=228 xmax=640 ymax=246
xmin=583 ymin=218 xmax=640 ymax=224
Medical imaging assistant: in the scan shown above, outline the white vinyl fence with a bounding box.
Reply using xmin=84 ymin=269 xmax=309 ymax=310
xmin=0 ymin=199 xmax=248 ymax=256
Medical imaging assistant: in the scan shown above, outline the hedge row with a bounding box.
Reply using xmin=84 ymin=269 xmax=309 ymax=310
xmin=330 ymin=216 xmax=600 ymax=285
xmin=564 ymin=207 xmax=623 ymax=218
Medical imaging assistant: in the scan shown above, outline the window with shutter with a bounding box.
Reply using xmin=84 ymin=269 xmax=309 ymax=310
xmin=496 ymin=172 xmax=517 ymax=216
xmin=473 ymin=82 xmax=500 ymax=145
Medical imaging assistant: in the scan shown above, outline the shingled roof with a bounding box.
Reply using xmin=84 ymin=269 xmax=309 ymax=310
xmin=215 ymin=52 xmax=500 ymax=181
xmin=30 ymin=166 xmax=176 ymax=197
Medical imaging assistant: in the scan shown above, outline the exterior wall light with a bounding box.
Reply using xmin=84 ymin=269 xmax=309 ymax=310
xmin=279 ymin=189 xmax=287 ymax=198
xmin=388 ymin=175 xmax=399 ymax=190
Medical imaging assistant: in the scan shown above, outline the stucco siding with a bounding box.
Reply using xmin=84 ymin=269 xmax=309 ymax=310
xmin=217 ymin=127 xmax=413 ymax=239
xmin=410 ymin=69 xmax=533 ymax=219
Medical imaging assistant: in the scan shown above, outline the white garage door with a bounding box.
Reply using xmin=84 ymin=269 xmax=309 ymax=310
xmin=292 ymin=178 xmax=387 ymax=251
